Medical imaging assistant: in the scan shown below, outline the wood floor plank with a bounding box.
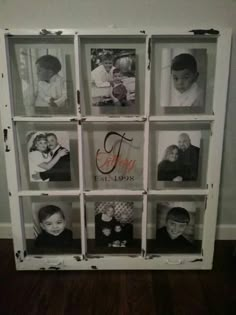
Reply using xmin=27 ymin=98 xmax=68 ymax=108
xmin=0 ymin=240 xmax=235 ymax=315
xmin=119 ymin=271 xmax=156 ymax=315
xmin=168 ymin=271 xmax=210 ymax=315
xmin=152 ymin=271 xmax=175 ymax=315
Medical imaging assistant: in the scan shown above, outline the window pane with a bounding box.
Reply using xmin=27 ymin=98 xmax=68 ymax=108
xmin=8 ymin=36 xmax=76 ymax=116
xmin=22 ymin=196 xmax=81 ymax=255
xmin=150 ymin=36 xmax=217 ymax=115
xmin=149 ymin=122 xmax=211 ymax=189
xmin=79 ymin=36 xmax=146 ymax=116
xmin=16 ymin=122 xmax=79 ymax=190
xmin=85 ymin=196 xmax=142 ymax=255
xmin=147 ymin=196 xmax=205 ymax=254
xmin=83 ymin=122 xmax=144 ymax=190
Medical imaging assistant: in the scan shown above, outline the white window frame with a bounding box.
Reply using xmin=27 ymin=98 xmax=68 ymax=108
xmin=0 ymin=28 xmax=232 ymax=270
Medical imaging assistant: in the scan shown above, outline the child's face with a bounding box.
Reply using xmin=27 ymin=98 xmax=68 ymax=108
xmin=47 ymin=135 xmax=58 ymax=151
xmin=103 ymin=59 xmax=113 ymax=73
xmin=102 ymin=228 xmax=111 ymax=237
xmin=113 ymin=72 xmax=122 ymax=83
xmin=37 ymin=65 xmax=53 ymax=82
xmin=36 ymin=139 xmax=48 ymax=153
xmin=115 ymin=225 xmax=122 ymax=233
xmin=172 ymin=69 xmax=198 ymax=93
xmin=167 ymin=148 xmax=178 ymax=162
xmin=40 ymin=212 xmax=66 ymax=236
xmin=166 ymin=219 xmax=187 ymax=240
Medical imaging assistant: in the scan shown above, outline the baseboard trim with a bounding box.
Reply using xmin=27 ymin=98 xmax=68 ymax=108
xmin=0 ymin=223 xmax=236 ymax=240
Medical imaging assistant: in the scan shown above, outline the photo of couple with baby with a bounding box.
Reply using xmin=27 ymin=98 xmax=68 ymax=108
xmin=95 ymin=202 xmax=133 ymax=248
xmin=27 ymin=131 xmax=71 ymax=182
xmin=157 ymin=132 xmax=200 ymax=182
xmin=91 ymin=49 xmax=136 ymax=107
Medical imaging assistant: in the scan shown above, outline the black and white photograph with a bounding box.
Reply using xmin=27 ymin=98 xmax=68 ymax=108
xmin=90 ymin=49 xmax=136 ymax=107
xmin=95 ymin=201 xmax=134 ymax=248
xmin=157 ymin=131 xmax=201 ymax=182
xmin=27 ymin=131 xmax=71 ymax=182
xmin=32 ymin=202 xmax=73 ymax=249
xmin=155 ymin=201 xmax=197 ymax=252
xmin=12 ymin=46 xmax=75 ymax=115
xmin=159 ymin=49 xmax=206 ymax=108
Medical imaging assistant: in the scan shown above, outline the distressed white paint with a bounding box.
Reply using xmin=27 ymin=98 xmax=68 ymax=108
xmin=0 ymin=28 xmax=231 ymax=270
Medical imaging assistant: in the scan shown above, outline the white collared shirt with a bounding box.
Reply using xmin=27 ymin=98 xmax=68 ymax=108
xmin=35 ymin=74 xmax=67 ymax=107
xmin=171 ymin=82 xmax=204 ymax=107
xmin=91 ymin=65 xmax=115 ymax=87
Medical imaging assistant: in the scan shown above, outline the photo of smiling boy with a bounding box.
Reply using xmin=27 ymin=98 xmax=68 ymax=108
xmin=35 ymin=205 xmax=73 ymax=248
xmin=156 ymin=207 xmax=194 ymax=251
xmin=170 ymin=53 xmax=204 ymax=107
xmin=91 ymin=53 xmax=114 ymax=88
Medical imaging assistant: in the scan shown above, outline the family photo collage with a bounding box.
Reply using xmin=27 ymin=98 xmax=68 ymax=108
xmin=7 ymin=35 xmax=216 ymax=256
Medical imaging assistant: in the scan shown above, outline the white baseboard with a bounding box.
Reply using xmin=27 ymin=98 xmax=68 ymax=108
xmin=1 ymin=223 xmax=236 ymax=240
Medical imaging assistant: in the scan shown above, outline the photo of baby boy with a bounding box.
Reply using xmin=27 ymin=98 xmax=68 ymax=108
xmin=33 ymin=203 xmax=73 ymax=249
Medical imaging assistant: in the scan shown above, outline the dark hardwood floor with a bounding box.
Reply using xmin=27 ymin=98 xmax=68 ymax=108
xmin=0 ymin=240 xmax=235 ymax=315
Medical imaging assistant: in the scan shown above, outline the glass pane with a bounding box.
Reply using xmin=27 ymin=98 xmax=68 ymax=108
xmin=85 ymin=196 xmax=142 ymax=255
xmin=8 ymin=36 xmax=76 ymax=116
xmin=147 ymin=196 xmax=204 ymax=254
xmin=16 ymin=122 xmax=79 ymax=190
xmin=149 ymin=122 xmax=211 ymax=189
xmin=150 ymin=36 xmax=217 ymax=115
xmin=22 ymin=196 xmax=81 ymax=254
xmin=83 ymin=122 xmax=144 ymax=190
xmin=79 ymin=36 xmax=146 ymax=116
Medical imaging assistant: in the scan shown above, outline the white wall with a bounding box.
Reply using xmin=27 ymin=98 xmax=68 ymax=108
xmin=0 ymin=0 xmax=235 ymax=30
xmin=0 ymin=0 xmax=236 ymax=231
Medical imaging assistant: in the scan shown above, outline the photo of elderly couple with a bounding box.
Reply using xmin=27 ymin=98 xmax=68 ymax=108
xmin=27 ymin=131 xmax=71 ymax=182
xmin=157 ymin=131 xmax=200 ymax=182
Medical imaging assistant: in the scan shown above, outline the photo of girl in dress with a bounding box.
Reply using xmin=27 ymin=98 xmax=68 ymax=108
xmin=90 ymin=49 xmax=136 ymax=107
xmin=95 ymin=201 xmax=133 ymax=248
xmin=155 ymin=201 xmax=197 ymax=252
xmin=159 ymin=49 xmax=206 ymax=108
xmin=27 ymin=131 xmax=71 ymax=182
xmin=157 ymin=131 xmax=201 ymax=182
xmin=33 ymin=202 xmax=73 ymax=249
